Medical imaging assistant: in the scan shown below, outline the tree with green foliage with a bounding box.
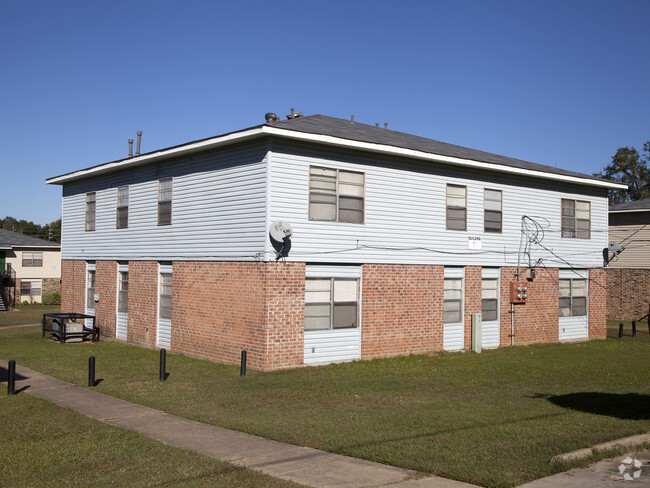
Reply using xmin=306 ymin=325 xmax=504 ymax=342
xmin=595 ymin=141 xmax=650 ymax=204
xmin=0 ymin=216 xmax=61 ymax=243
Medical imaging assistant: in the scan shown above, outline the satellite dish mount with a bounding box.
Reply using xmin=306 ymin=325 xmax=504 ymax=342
xmin=269 ymin=221 xmax=293 ymax=261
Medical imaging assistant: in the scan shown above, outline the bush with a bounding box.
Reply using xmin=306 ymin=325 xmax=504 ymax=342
xmin=42 ymin=292 xmax=61 ymax=305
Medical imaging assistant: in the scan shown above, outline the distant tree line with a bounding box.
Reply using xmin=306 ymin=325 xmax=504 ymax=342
xmin=1 ymin=216 xmax=61 ymax=243
xmin=595 ymin=141 xmax=650 ymax=204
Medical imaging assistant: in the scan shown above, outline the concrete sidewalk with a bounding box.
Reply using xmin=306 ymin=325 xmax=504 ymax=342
xmin=1 ymin=360 xmax=477 ymax=488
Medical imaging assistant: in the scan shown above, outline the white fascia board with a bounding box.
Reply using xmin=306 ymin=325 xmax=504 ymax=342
xmin=262 ymin=126 xmax=628 ymax=190
xmin=46 ymin=127 xmax=266 ymax=184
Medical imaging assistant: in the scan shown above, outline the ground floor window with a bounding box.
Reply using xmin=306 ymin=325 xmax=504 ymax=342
xmin=118 ymin=270 xmax=129 ymax=313
xmin=444 ymin=278 xmax=463 ymax=323
xmin=305 ymin=277 xmax=359 ymax=330
xmin=86 ymin=269 xmax=96 ymax=310
xmin=20 ymin=280 xmax=41 ymax=298
xmin=559 ymin=279 xmax=587 ymax=317
xmin=159 ymin=272 xmax=172 ymax=319
xmin=481 ymin=278 xmax=499 ymax=321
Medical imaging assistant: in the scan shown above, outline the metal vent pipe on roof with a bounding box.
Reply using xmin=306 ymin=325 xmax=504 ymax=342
xmin=128 ymin=139 xmax=133 ymax=157
xmin=136 ymin=131 xmax=142 ymax=156
xmin=265 ymin=113 xmax=279 ymax=123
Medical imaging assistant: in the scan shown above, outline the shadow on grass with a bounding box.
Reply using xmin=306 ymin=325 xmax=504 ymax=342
xmin=546 ymin=392 xmax=650 ymax=420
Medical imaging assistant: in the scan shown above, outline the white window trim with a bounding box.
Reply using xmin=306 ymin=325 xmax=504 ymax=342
xmin=443 ymin=267 xmax=464 ymax=324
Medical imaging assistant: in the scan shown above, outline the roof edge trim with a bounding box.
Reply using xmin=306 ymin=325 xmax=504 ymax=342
xmin=262 ymin=126 xmax=627 ymax=190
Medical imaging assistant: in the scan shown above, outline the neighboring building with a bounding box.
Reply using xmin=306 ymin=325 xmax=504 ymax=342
xmin=46 ymin=113 xmax=624 ymax=370
xmin=607 ymin=198 xmax=650 ymax=321
xmin=0 ymin=229 xmax=61 ymax=309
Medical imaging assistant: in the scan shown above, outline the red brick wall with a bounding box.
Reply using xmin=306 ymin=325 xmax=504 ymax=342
xmin=361 ymin=264 xmax=444 ymax=358
xmin=172 ymin=261 xmax=267 ymax=368
xmin=464 ymin=266 xmax=482 ymax=349
xmin=95 ymin=261 xmax=117 ymax=339
xmin=500 ymin=267 xmax=559 ymax=345
xmin=61 ymin=260 xmax=86 ymax=313
xmin=128 ymin=261 xmax=158 ymax=348
xmin=589 ymin=268 xmax=607 ymax=339
xmin=607 ymin=268 xmax=650 ymax=321
xmin=261 ymin=262 xmax=305 ymax=371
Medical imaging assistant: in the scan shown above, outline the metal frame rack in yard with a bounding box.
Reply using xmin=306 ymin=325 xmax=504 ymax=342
xmin=42 ymin=313 xmax=98 ymax=343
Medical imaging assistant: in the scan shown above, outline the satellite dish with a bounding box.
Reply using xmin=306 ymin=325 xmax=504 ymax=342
xmin=608 ymin=242 xmax=625 ymax=255
xmin=269 ymin=221 xmax=293 ymax=260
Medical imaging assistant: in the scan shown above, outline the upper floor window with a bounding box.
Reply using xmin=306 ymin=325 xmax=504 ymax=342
xmin=484 ymin=189 xmax=502 ymax=233
xmin=561 ymin=199 xmax=590 ymax=239
xmin=309 ymin=166 xmax=364 ymax=223
xmin=22 ymin=251 xmax=43 ymax=267
xmin=559 ymin=279 xmax=587 ymax=317
xmin=158 ymin=178 xmax=173 ymax=226
xmin=116 ymin=186 xmax=129 ymax=229
xmin=85 ymin=192 xmax=96 ymax=231
xmin=446 ymin=184 xmax=467 ymax=231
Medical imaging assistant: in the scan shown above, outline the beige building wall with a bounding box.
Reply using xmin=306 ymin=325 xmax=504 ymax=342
xmin=5 ymin=247 xmax=61 ymax=303
xmin=608 ymin=212 xmax=650 ymax=269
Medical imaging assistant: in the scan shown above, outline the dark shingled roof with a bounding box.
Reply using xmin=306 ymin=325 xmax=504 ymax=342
xmin=609 ymin=198 xmax=650 ymax=212
xmin=267 ymin=114 xmax=607 ymax=183
xmin=0 ymin=228 xmax=60 ymax=249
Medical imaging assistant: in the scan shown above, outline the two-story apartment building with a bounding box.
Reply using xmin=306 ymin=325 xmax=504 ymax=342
xmin=607 ymin=198 xmax=650 ymax=321
xmin=0 ymin=229 xmax=61 ymax=308
xmin=46 ymin=113 xmax=624 ymax=370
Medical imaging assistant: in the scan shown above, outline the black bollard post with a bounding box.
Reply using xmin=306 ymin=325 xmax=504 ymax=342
xmin=88 ymin=356 xmax=95 ymax=387
xmin=159 ymin=349 xmax=166 ymax=382
xmin=240 ymin=350 xmax=247 ymax=377
xmin=618 ymin=323 xmax=624 ymax=339
xmin=7 ymin=360 xmax=16 ymax=396
xmin=632 ymin=321 xmax=637 ymax=337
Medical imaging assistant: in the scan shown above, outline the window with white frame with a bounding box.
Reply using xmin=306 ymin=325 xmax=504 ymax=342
xmin=20 ymin=280 xmax=41 ymax=298
xmin=86 ymin=269 xmax=96 ymax=310
xmin=559 ymin=279 xmax=587 ymax=317
xmin=481 ymin=278 xmax=499 ymax=322
xmin=22 ymin=251 xmax=43 ymax=267
xmin=309 ymin=166 xmax=364 ymax=223
xmin=158 ymin=178 xmax=173 ymax=226
xmin=444 ymin=278 xmax=463 ymax=323
xmin=116 ymin=186 xmax=129 ymax=229
xmin=85 ymin=192 xmax=96 ymax=231
xmin=484 ymin=189 xmax=502 ymax=233
xmin=118 ymin=271 xmax=129 ymax=313
xmin=159 ymin=272 xmax=172 ymax=319
xmin=305 ymin=278 xmax=359 ymax=330
xmin=561 ymin=199 xmax=590 ymax=239
xmin=446 ymin=184 xmax=467 ymax=231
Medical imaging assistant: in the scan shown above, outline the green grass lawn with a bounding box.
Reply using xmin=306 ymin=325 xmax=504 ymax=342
xmin=0 ymin=303 xmax=60 ymax=327
xmin=0 ymin=393 xmax=306 ymax=488
xmin=1 ymin=327 xmax=648 ymax=488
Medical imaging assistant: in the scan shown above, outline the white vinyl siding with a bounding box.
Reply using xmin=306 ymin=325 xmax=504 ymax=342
xmin=116 ymin=263 xmax=128 ymax=339
xmin=559 ymin=270 xmax=588 ymax=340
xmin=157 ymin=263 xmax=172 ymax=347
xmin=481 ymin=268 xmax=500 ymax=348
xmin=268 ymin=142 xmax=608 ymax=268
xmin=60 ymin=144 xmax=268 ymax=261
xmin=443 ymin=267 xmax=464 ymax=351
xmin=304 ymin=265 xmax=361 ymax=364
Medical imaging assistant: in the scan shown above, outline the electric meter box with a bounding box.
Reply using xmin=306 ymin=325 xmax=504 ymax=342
xmin=510 ymin=281 xmax=529 ymax=304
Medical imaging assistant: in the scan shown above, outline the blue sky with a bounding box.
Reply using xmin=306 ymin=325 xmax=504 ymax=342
xmin=1 ymin=0 xmax=648 ymax=224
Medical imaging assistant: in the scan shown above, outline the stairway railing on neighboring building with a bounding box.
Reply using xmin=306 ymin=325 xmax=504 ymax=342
xmin=1 ymin=264 xmax=16 ymax=311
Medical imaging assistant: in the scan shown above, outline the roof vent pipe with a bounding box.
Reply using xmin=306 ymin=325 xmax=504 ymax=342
xmin=286 ymin=107 xmax=303 ymax=119
xmin=128 ymin=139 xmax=133 ymax=157
xmin=384 ymin=122 xmax=388 ymax=129
xmin=350 ymin=115 xmax=355 ymax=122
xmin=136 ymin=131 xmax=142 ymax=156
xmin=265 ymin=113 xmax=279 ymax=123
